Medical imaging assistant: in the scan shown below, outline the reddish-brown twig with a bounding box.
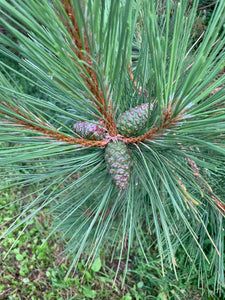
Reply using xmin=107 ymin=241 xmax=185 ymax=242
xmin=60 ymin=0 xmax=117 ymax=136
xmin=0 ymin=102 xmax=107 ymax=147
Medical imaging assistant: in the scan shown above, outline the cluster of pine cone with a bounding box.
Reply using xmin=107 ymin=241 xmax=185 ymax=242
xmin=73 ymin=103 xmax=152 ymax=189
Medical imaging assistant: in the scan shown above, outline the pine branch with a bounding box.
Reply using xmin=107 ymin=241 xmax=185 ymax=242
xmin=60 ymin=0 xmax=117 ymax=136
xmin=0 ymin=100 xmax=107 ymax=147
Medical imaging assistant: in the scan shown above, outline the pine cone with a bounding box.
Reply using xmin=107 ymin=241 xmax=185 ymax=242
xmin=73 ymin=121 xmax=106 ymax=140
xmin=116 ymin=102 xmax=151 ymax=137
xmin=105 ymin=141 xmax=131 ymax=189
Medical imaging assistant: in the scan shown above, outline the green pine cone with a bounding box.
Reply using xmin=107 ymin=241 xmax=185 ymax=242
xmin=105 ymin=141 xmax=131 ymax=189
xmin=116 ymin=102 xmax=152 ymax=137
xmin=73 ymin=121 xmax=106 ymax=140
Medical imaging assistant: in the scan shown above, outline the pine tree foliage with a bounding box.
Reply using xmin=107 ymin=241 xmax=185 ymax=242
xmin=0 ymin=0 xmax=225 ymax=291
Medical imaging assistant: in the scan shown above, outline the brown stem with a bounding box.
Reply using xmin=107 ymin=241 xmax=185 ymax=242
xmin=124 ymin=106 xmax=182 ymax=143
xmin=1 ymin=103 xmax=107 ymax=147
xmin=197 ymin=1 xmax=217 ymax=11
xmin=60 ymin=0 xmax=117 ymax=136
xmin=123 ymin=127 xmax=160 ymax=144
xmin=23 ymin=123 xmax=107 ymax=147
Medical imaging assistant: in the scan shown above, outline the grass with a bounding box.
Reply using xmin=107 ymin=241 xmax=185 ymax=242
xmin=1 ymin=180 xmax=224 ymax=299
xmin=0 ymin=183 xmax=145 ymax=299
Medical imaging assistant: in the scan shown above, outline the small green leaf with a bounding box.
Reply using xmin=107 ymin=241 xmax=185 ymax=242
xmin=78 ymin=262 xmax=83 ymax=270
xmin=137 ymin=281 xmax=144 ymax=289
xmin=18 ymin=269 xmax=25 ymax=277
xmin=91 ymin=257 xmax=102 ymax=272
xmin=121 ymin=293 xmax=132 ymax=300
xmin=22 ymin=278 xmax=30 ymax=284
xmin=13 ymin=248 xmax=20 ymax=254
xmin=46 ymin=271 xmax=51 ymax=278
xmin=37 ymin=252 xmax=47 ymax=259
xmin=84 ymin=270 xmax=92 ymax=281
xmin=83 ymin=286 xmax=97 ymax=299
xmin=157 ymin=292 xmax=168 ymax=300
xmin=16 ymin=254 xmax=24 ymax=261
xmin=99 ymin=276 xmax=112 ymax=283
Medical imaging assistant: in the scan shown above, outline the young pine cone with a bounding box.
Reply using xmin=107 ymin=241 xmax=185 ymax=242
xmin=105 ymin=141 xmax=131 ymax=189
xmin=73 ymin=120 xmax=106 ymax=140
xmin=116 ymin=102 xmax=152 ymax=137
